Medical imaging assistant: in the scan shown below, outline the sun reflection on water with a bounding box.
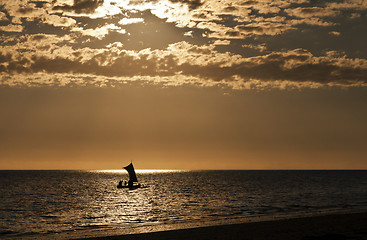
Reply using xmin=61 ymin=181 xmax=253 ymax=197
xmin=95 ymin=169 xmax=185 ymax=174
xmin=2 ymin=170 xmax=367 ymax=238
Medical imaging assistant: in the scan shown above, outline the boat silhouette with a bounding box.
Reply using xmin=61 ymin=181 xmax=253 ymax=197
xmin=117 ymin=162 xmax=147 ymax=189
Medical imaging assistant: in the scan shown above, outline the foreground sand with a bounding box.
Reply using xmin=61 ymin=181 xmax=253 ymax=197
xmin=77 ymin=212 xmax=367 ymax=240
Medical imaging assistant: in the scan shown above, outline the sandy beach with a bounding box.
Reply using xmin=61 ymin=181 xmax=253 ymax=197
xmin=75 ymin=212 xmax=367 ymax=240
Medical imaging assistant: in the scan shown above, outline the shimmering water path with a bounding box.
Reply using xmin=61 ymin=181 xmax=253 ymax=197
xmin=1 ymin=170 xmax=366 ymax=238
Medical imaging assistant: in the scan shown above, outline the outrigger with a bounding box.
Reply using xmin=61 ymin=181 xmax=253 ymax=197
xmin=117 ymin=162 xmax=147 ymax=189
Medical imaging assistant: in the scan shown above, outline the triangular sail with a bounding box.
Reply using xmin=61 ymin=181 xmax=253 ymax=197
xmin=123 ymin=163 xmax=138 ymax=182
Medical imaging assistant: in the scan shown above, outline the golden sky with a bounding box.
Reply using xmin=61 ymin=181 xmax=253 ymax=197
xmin=0 ymin=0 xmax=367 ymax=169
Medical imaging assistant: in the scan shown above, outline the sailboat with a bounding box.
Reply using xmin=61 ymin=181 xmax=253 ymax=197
xmin=117 ymin=162 xmax=146 ymax=189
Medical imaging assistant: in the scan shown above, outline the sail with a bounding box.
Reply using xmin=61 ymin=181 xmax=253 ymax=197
xmin=123 ymin=163 xmax=138 ymax=182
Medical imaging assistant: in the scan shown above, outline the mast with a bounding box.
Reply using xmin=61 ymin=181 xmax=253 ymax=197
xmin=123 ymin=162 xmax=138 ymax=182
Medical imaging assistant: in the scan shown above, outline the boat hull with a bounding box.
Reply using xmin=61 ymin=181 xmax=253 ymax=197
xmin=116 ymin=185 xmax=148 ymax=189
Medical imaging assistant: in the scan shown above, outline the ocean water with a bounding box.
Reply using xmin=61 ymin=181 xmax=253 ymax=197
xmin=0 ymin=170 xmax=367 ymax=239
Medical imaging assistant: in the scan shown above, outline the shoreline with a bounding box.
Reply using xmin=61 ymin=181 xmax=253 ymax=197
xmin=3 ymin=211 xmax=367 ymax=239
xmin=76 ymin=212 xmax=367 ymax=240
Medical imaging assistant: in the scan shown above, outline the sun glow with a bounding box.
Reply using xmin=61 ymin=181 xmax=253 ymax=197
xmin=96 ymin=169 xmax=185 ymax=174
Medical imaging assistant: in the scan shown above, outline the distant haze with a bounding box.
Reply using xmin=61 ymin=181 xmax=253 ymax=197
xmin=1 ymin=86 xmax=366 ymax=170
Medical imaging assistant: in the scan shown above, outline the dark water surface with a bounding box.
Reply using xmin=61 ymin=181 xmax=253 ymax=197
xmin=0 ymin=170 xmax=367 ymax=238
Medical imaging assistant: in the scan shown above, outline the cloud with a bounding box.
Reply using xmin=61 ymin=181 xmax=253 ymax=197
xmin=173 ymin=48 xmax=367 ymax=88
xmin=350 ymin=12 xmax=361 ymax=18
xmin=285 ymin=7 xmax=339 ymax=18
xmin=169 ymin=0 xmax=203 ymax=9
xmin=53 ymin=0 xmax=104 ymax=14
xmin=118 ymin=18 xmax=144 ymax=25
xmin=288 ymin=18 xmax=335 ymax=26
xmin=197 ymin=22 xmax=243 ymax=39
xmin=327 ymin=0 xmax=367 ymax=10
xmin=184 ymin=31 xmax=193 ymax=37
xmin=42 ymin=14 xmax=77 ymax=27
xmin=1 ymin=40 xmax=367 ymax=89
xmin=0 ymin=12 xmax=8 ymax=21
xmin=236 ymin=22 xmax=294 ymax=36
xmin=329 ymin=31 xmax=341 ymax=36
xmin=0 ymin=0 xmax=339 ymax=43
xmin=71 ymin=24 xmax=126 ymax=39
xmin=0 ymin=24 xmax=24 ymax=32
xmin=1 ymin=0 xmax=367 ymax=90
xmin=213 ymin=40 xmax=231 ymax=45
xmin=242 ymin=43 xmax=267 ymax=52
xmin=106 ymin=42 xmax=123 ymax=48
xmin=0 ymin=0 xmax=76 ymax=28
xmin=2 ymin=1 xmax=46 ymax=24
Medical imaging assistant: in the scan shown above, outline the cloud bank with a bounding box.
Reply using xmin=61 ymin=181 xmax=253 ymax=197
xmin=0 ymin=0 xmax=367 ymax=89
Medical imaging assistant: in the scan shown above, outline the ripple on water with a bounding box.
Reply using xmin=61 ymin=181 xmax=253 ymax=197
xmin=0 ymin=170 xmax=367 ymax=236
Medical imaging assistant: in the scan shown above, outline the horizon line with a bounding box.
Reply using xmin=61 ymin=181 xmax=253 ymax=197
xmin=0 ymin=168 xmax=366 ymax=171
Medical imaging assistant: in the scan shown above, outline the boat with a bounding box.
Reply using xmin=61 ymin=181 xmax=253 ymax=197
xmin=117 ymin=162 xmax=147 ymax=189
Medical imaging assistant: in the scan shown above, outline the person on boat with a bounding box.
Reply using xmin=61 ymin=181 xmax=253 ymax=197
xmin=128 ymin=180 xmax=133 ymax=187
xmin=118 ymin=180 xmax=123 ymax=187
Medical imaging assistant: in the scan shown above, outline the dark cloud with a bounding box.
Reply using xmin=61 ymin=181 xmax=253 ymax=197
xmin=0 ymin=50 xmax=176 ymax=78
xmin=31 ymin=34 xmax=47 ymax=41
xmin=17 ymin=7 xmax=34 ymax=14
xmin=0 ymin=52 xmax=12 ymax=64
xmin=171 ymin=0 xmax=203 ymax=9
xmin=241 ymin=1 xmax=258 ymax=6
xmin=224 ymin=6 xmax=237 ymax=12
xmin=238 ymin=25 xmax=263 ymax=33
xmin=1 ymin=47 xmax=367 ymax=87
xmin=192 ymin=13 xmax=207 ymax=19
xmin=225 ymin=30 xmax=241 ymax=37
xmin=285 ymin=7 xmax=339 ymax=18
xmin=129 ymin=0 xmax=203 ymax=9
xmin=53 ymin=0 xmax=104 ymax=14
xmin=177 ymin=52 xmax=367 ymax=85
xmin=1 ymin=0 xmax=367 ymax=89
xmin=237 ymin=23 xmax=293 ymax=36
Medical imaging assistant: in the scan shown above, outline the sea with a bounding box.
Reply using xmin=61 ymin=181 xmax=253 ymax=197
xmin=1 ymin=170 xmax=367 ymax=239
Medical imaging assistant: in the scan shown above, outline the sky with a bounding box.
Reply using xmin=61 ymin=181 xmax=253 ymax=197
xmin=0 ymin=0 xmax=367 ymax=169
